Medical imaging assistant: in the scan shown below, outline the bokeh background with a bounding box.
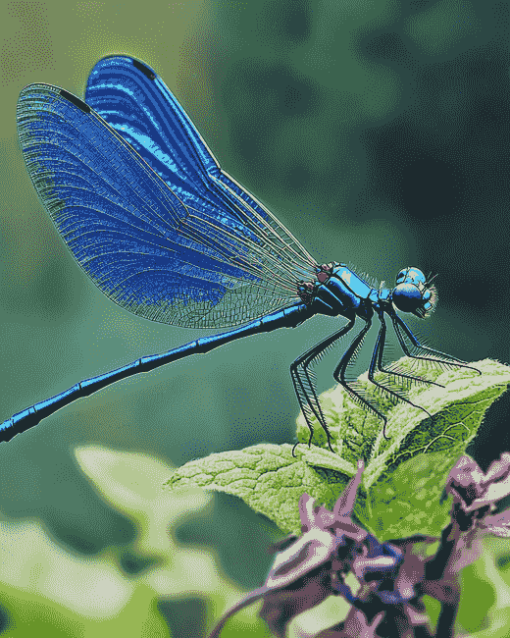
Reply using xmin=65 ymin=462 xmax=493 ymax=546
xmin=0 ymin=1 xmax=509 ymax=636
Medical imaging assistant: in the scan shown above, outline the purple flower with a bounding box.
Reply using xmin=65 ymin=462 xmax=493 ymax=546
xmin=446 ymin=453 xmax=510 ymax=536
xmin=208 ymin=460 xmax=411 ymax=637
xmin=207 ymin=460 xmax=367 ymax=638
xmin=207 ymin=452 xmax=510 ymax=638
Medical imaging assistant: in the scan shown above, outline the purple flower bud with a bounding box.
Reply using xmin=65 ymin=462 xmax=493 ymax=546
xmin=446 ymin=453 xmax=510 ymax=513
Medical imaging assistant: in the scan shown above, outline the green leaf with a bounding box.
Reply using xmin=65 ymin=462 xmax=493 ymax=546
xmin=164 ymin=444 xmax=353 ymax=535
xmin=423 ymin=536 xmax=510 ymax=636
xmin=165 ymin=358 xmax=510 ymax=539
xmin=455 ymin=536 xmax=510 ymax=637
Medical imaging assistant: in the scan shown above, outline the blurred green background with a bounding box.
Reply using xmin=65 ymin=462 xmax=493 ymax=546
xmin=1 ymin=0 xmax=510 ymax=636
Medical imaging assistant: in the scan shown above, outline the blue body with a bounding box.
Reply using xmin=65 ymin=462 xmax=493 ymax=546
xmin=1 ymin=260 xmax=381 ymax=438
xmin=2 ymin=303 xmax=307 ymax=437
xmin=2 ymin=56 xmax=474 ymax=447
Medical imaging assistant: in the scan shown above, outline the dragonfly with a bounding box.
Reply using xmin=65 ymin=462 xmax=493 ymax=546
xmin=1 ymin=56 xmax=478 ymax=451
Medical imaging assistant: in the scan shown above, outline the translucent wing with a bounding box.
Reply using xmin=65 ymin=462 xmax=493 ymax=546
xmin=84 ymin=56 xmax=316 ymax=281
xmin=16 ymin=63 xmax=317 ymax=331
xmin=84 ymin=55 xmax=318 ymax=326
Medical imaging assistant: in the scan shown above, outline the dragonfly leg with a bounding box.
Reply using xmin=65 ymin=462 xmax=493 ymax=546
xmin=332 ymin=318 xmax=393 ymax=440
xmin=390 ymin=313 xmax=481 ymax=375
xmin=367 ymin=312 xmax=434 ymax=436
xmin=290 ymin=317 xmax=356 ymax=454
xmin=376 ymin=316 xmax=444 ymax=389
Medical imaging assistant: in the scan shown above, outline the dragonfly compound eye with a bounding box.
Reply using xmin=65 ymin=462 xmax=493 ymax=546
xmin=392 ymin=280 xmax=437 ymax=318
xmin=392 ymin=283 xmax=424 ymax=314
xmin=395 ymin=266 xmax=427 ymax=286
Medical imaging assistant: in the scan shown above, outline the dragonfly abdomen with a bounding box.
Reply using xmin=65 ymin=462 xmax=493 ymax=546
xmin=0 ymin=303 xmax=312 ymax=442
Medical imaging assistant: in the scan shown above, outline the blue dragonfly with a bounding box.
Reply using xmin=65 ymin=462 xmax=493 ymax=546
xmin=1 ymin=56 xmax=478 ymax=451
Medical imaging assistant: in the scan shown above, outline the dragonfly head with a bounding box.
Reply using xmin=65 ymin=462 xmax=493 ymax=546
xmin=391 ymin=267 xmax=437 ymax=318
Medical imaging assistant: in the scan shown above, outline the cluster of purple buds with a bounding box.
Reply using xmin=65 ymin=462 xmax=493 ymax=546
xmin=208 ymin=453 xmax=510 ymax=638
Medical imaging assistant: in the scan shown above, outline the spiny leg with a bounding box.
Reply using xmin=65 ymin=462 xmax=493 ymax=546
xmin=376 ymin=315 xmax=445 ymax=390
xmin=291 ymin=318 xmax=356 ymax=454
xmin=390 ymin=313 xmax=481 ymax=375
xmin=332 ymin=317 xmax=393 ymax=440
xmin=292 ymin=319 xmax=357 ymax=438
xmin=291 ymin=348 xmax=329 ymax=443
xmin=375 ymin=310 xmax=444 ymax=390
xmin=367 ymin=311 xmax=435 ymax=434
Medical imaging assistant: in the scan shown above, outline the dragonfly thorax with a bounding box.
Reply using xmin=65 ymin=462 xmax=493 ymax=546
xmin=302 ymin=263 xmax=373 ymax=319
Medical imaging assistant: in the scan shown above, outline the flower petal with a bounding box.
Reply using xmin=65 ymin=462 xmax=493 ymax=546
xmin=265 ymin=529 xmax=336 ymax=589
xmin=479 ymin=509 xmax=510 ymax=537
xmin=333 ymin=459 xmax=365 ymax=519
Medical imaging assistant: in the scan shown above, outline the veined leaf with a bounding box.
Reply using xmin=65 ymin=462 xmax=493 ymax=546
xmin=165 ymin=359 xmax=510 ymax=539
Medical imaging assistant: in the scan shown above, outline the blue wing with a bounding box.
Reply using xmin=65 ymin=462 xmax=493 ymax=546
xmin=84 ymin=56 xmax=314 ymax=274
xmin=85 ymin=56 xmax=238 ymax=219
xmin=17 ymin=63 xmax=317 ymax=329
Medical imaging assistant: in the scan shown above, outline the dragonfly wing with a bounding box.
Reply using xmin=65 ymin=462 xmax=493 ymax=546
xmin=86 ymin=56 xmax=224 ymax=216
xmin=17 ymin=84 xmax=309 ymax=328
xmin=85 ymin=56 xmax=317 ymax=317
